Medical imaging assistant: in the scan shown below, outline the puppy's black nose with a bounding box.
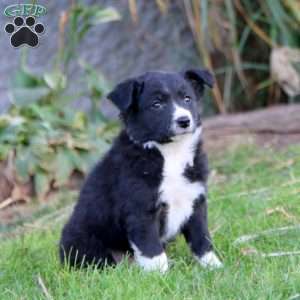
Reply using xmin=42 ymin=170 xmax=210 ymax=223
xmin=176 ymin=116 xmax=190 ymax=128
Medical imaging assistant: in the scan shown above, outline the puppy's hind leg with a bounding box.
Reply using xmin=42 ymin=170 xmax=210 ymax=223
xmin=60 ymin=231 xmax=115 ymax=269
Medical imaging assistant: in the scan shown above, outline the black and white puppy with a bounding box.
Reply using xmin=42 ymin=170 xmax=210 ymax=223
xmin=59 ymin=69 xmax=222 ymax=272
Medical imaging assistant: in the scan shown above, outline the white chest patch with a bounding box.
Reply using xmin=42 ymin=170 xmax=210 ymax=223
xmin=151 ymin=127 xmax=206 ymax=242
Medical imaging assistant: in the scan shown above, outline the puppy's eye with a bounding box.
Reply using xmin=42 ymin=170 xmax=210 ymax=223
xmin=152 ymin=101 xmax=162 ymax=109
xmin=184 ymin=96 xmax=191 ymax=103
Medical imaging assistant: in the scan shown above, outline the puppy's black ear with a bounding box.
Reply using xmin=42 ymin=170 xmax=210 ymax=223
xmin=184 ymin=69 xmax=214 ymax=96
xmin=107 ymin=79 xmax=141 ymax=112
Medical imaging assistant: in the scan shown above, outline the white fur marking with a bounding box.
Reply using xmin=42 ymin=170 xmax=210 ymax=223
xmin=196 ymin=251 xmax=223 ymax=269
xmin=130 ymin=243 xmax=168 ymax=273
xmin=172 ymin=104 xmax=194 ymax=133
xmin=152 ymin=127 xmax=205 ymax=242
xmin=173 ymin=104 xmax=193 ymax=126
xmin=143 ymin=141 xmax=156 ymax=149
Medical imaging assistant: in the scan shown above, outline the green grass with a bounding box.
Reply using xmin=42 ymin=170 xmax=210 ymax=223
xmin=1 ymin=144 xmax=300 ymax=300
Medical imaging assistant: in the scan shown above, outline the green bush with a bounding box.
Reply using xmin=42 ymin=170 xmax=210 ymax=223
xmin=0 ymin=3 xmax=121 ymax=200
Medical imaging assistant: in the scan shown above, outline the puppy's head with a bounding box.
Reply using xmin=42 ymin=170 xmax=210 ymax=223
xmin=107 ymin=69 xmax=214 ymax=144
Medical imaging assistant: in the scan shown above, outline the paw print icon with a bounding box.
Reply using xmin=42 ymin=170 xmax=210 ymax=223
xmin=5 ymin=16 xmax=45 ymax=48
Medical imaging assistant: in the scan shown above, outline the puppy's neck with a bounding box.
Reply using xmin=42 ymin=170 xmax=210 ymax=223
xmin=125 ymin=130 xmax=172 ymax=148
xmin=126 ymin=132 xmax=142 ymax=146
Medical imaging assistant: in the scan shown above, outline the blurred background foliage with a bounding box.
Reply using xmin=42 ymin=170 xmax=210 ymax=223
xmin=0 ymin=0 xmax=299 ymax=205
xmin=0 ymin=2 xmax=120 ymax=202
xmin=147 ymin=0 xmax=300 ymax=113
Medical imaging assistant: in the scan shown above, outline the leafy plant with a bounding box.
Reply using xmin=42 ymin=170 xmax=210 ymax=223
xmin=58 ymin=4 xmax=120 ymax=73
xmin=0 ymin=103 xmax=118 ymax=199
xmin=0 ymin=2 xmax=121 ymax=202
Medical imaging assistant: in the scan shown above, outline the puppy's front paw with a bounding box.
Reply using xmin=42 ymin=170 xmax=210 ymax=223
xmin=196 ymin=251 xmax=223 ymax=269
xmin=134 ymin=251 xmax=169 ymax=273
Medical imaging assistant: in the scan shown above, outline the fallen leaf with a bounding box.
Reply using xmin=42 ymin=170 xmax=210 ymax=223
xmin=271 ymin=47 xmax=300 ymax=97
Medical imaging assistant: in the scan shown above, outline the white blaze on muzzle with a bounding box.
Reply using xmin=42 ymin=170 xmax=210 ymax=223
xmin=172 ymin=104 xmax=194 ymax=132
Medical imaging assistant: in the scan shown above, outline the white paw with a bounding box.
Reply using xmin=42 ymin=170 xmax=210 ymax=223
xmin=196 ymin=251 xmax=223 ymax=269
xmin=131 ymin=243 xmax=168 ymax=273
xmin=136 ymin=252 xmax=168 ymax=273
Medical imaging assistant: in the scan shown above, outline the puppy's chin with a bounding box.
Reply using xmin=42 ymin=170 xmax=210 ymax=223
xmin=172 ymin=127 xmax=195 ymax=136
xmin=168 ymin=125 xmax=196 ymax=139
